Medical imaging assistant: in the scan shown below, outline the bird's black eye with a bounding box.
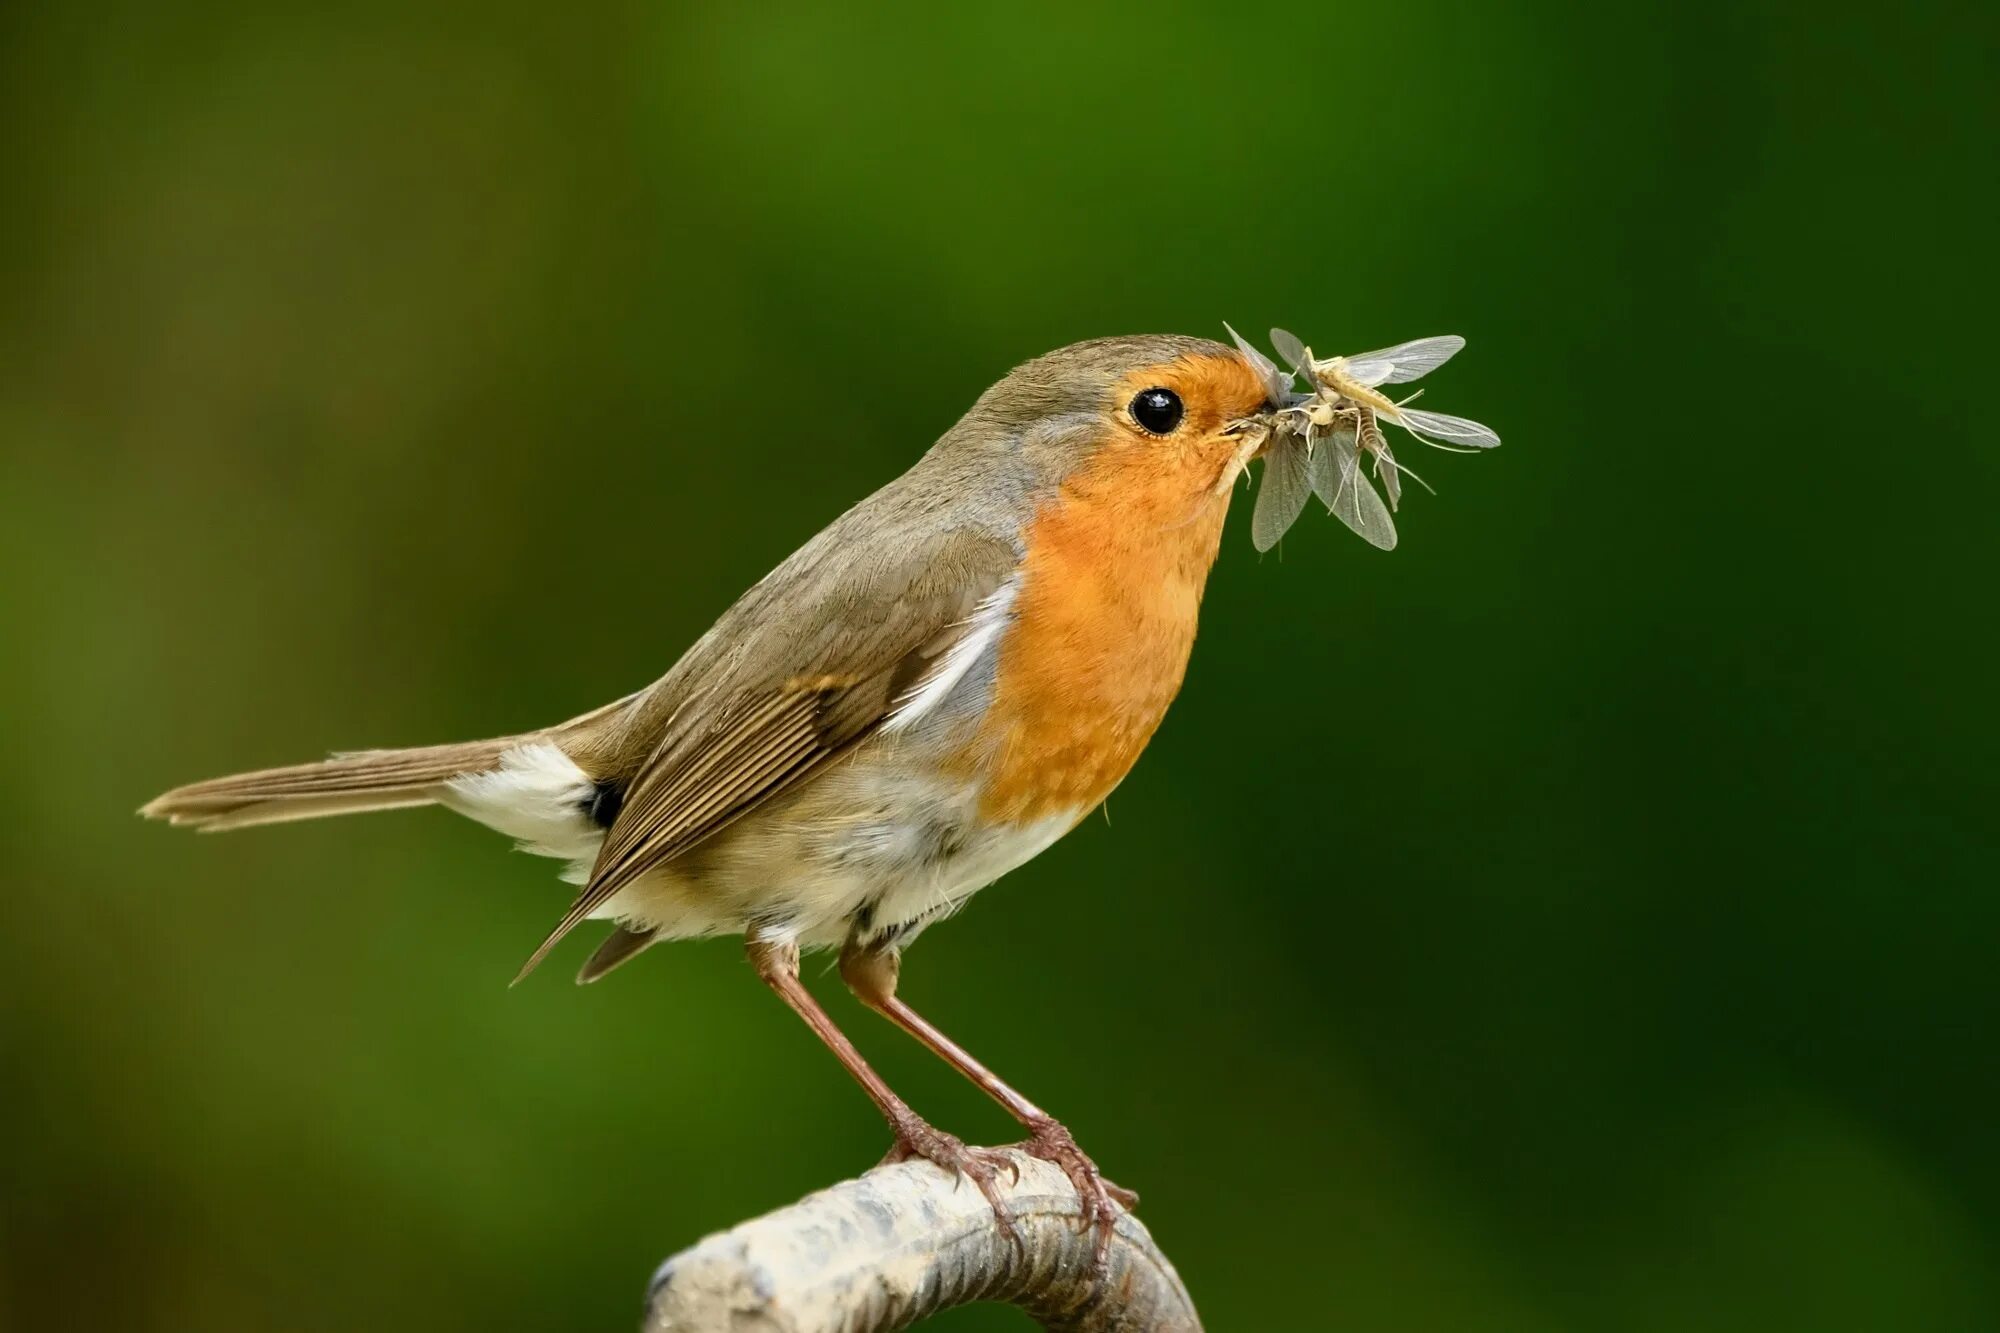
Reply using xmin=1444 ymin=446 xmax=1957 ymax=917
xmin=1129 ymin=387 xmax=1184 ymax=435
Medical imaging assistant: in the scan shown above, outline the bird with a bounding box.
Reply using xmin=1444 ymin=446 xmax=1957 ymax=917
xmin=143 ymin=332 xmax=1289 ymax=1259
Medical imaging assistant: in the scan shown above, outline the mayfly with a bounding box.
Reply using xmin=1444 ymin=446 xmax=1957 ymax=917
xmin=1271 ymin=329 xmax=1500 ymax=453
xmin=1231 ymin=324 xmax=1499 ymax=553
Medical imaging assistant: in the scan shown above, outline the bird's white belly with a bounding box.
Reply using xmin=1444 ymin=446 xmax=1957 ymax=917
xmin=827 ymin=800 xmax=1077 ymax=949
xmin=655 ymin=761 xmax=1080 ymax=949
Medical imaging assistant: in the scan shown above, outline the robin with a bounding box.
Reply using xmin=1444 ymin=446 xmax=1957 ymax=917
xmin=144 ymin=332 xmax=1292 ymax=1257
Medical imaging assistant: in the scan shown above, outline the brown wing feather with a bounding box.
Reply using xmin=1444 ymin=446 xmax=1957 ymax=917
xmin=512 ymin=524 xmax=1018 ymax=980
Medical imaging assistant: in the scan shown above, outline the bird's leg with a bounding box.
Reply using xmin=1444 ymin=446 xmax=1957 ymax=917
xmin=744 ymin=935 xmax=1018 ymax=1243
xmin=839 ymin=941 xmax=1135 ymax=1265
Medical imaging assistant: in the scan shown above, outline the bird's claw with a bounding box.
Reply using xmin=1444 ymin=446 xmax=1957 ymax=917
xmin=1017 ymin=1117 xmax=1134 ymax=1269
xmin=879 ymin=1113 xmax=1133 ymax=1268
xmin=881 ymin=1114 xmax=1024 ymax=1250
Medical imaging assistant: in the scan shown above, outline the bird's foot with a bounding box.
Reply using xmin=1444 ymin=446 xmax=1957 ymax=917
xmin=879 ymin=1111 xmax=1023 ymax=1248
xmin=1016 ymin=1116 xmax=1135 ymax=1268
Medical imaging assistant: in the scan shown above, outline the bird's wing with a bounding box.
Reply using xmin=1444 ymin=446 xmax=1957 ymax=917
xmin=515 ymin=523 xmax=1019 ymax=979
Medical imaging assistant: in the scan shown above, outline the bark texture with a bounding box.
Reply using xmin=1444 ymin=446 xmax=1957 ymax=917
xmin=644 ymin=1149 xmax=1201 ymax=1332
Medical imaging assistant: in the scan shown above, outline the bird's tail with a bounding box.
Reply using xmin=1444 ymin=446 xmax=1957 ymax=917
xmin=140 ymin=737 xmax=526 ymax=832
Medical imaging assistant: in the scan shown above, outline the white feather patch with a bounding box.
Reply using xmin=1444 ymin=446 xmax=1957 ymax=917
xmin=442 ymin=742 xmax=603 ymax=876
xmin=882 ymin=576 xmax=1019 ymax=734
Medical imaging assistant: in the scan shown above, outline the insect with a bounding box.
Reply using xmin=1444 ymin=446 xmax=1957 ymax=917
xmin=1234 ymin=326 xmax=1500 ymax=552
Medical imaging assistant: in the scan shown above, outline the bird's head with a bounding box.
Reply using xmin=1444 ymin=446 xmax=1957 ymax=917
xmin=935 ymin=333 xmax=1287 ymax=514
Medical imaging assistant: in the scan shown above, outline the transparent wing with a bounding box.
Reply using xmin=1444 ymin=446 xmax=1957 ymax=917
xmin=1269 ymin=327 xmax=1311 ymax=375
xmin=1370 ymin=436 xmax=1401 ymax=511
xmin=1394 ymin=407 xmax=1501 ymax=449
xmin=1328 ymin=444 xmax=1398 ymax=551
xmin=1224 ymin=322 xmax=1292 ymax=400
xmin=1309 ymin=432 xmax=1396 ymax=550
xmin=1307 ymin=423 xmax=1359 ymax=510
xmin=1342 ymin=335 xmax=1466 ymax=387
xmin=1251 ymin=436 xmax=1313 ymax=553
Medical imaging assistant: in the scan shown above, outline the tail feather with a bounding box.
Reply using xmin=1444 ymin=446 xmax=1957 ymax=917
xmin=575 ymin=924 xmax=659 ymax=984
xmin=142 ymin=738 xmax=523 ymax=831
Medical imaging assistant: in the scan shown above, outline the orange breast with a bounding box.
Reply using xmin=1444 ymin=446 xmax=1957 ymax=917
xmin=971 ymin=438 xmax=1235 ymax=824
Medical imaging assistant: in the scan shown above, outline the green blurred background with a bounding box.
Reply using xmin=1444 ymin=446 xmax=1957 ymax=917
xmin=3 ymin=1 xmax=1993 ymax=1328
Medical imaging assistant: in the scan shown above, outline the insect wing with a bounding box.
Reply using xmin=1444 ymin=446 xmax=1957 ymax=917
xmin=1331 ymin=446 xmax=1398 ymax=550
xmin=1269 ymin=327 xmax=1312 ymax=375
xmin=1224 ymin=322 xmax=1292 ymax=400
xmin=1396 ymin=407 xmax=1501 ymax=449
xmin=1307 ymin=422 xmax=1359 ymax=509
xmin=1311 ymin=433 xmax=1397 ymax=550
xmin=1342 ymin=334 xmax=1467 ymax=387
xmin=1251 ymin=436 xmax=1314 ymax=552
xmin=1371 ymin=435 xmax=1402 ymax=511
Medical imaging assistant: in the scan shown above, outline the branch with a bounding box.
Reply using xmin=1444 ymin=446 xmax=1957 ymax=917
xmin=643 ymin=1148 xmax=1202 ymax=1332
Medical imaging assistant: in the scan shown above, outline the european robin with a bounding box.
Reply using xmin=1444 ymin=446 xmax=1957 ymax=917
xmin=143 ymin=332 xmax=1308 ymax=1258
